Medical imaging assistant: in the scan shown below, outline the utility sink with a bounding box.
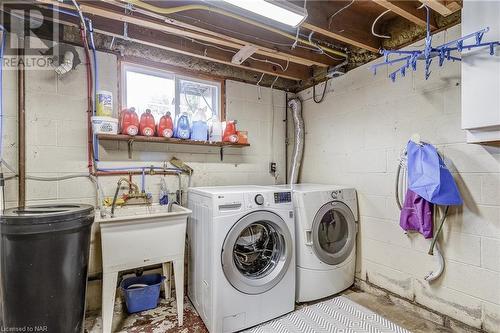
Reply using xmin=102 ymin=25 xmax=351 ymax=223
xmin=96 ymin=203 xmax=192 ymax=272
xmin=96 ymin=204 xmax=191 ymax=223
xmin=97 ymin=203 xmax=192 ymax=332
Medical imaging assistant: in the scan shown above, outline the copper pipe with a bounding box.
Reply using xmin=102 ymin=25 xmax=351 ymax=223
xmin=18 ymin=45 xmax=25 ymax=208
xmin=80 ymin=29 xmax=94 ymax=174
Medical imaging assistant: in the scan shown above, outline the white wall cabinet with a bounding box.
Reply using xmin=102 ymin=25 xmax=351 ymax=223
xmin=462 ymin=0 xmax=500 ymax=143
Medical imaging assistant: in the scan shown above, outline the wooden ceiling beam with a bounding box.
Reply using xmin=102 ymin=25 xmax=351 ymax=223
xmin=33 ymin=6 xmax=309 ymax=81
xmin=301 ymin=3 xmax=381 ymax=53
xmin=37 ymin=0 xmax=329 ymax=68
xmin=302 ymin=22 xmax=379 ymax=53
xmin=419 ymin=0 xmax=462 ymax=17
xmin=122 ymin=25 xmax=310 ymax=81
xmin=372 ymin=0 xmax=436 ymax=29
xmin=153 ymin=8 xmax=338 ymax=68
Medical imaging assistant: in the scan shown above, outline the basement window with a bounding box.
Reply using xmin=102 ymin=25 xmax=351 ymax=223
xmin=122 ymin=63 xmax=221 ymax=121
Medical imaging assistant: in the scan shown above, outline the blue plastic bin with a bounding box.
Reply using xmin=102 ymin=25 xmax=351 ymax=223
xmin=120 ymin=274 xmax=165 ymax=313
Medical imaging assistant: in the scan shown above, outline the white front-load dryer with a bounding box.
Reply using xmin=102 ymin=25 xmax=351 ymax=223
xmin=187 ymin=186 xmax=295 ymax=333
xmin=274 ymin=184 xmax=358 ymax=302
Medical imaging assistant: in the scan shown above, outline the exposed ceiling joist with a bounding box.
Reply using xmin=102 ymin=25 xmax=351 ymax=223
xmin=38 ymin=0 xmax=330 ymax=68
xmin=419 ymin=0 xmax=462 ymax=17
xmin=301 ymin=2 xmax=381 ymax=53
xmin=121 ymin=26 xmax=310 ymax=81
xmin=31 ymin=2 xmax=309 ymax=80
xmin=372 ymin=0 xmax=436 ymax=28
xmin=302 ymin=22 xmax=379 ymax=53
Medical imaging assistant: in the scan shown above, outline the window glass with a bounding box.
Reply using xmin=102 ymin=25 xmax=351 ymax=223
xmin=125 ymin=71 xmax=175 ymax=120
xmin=178 ymin=78 xmax=218 ymax=121
xmin=123 ymin=65 xmax=221 ymax=121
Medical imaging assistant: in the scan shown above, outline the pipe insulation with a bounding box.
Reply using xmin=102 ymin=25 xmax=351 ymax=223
xmin=288 ymin=98 xmax=304 ymax=185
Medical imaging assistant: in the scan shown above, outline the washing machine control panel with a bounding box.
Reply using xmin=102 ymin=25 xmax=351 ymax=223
xmin=274 ymin=191 xmax=292 ymax=204
xmin=254 ymin=194 xmax=265 ymax=205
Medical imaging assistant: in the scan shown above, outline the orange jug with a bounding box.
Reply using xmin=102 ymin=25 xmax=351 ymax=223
xmin=120 ymin=107 xmax=139 ymax=136
xmin=157 ymin=111 xmax=174 ymax=138
xmin=140 ymin=109 xmax=156 ymax=137
xmin=223 ymin=120 xmax=238 ymax=143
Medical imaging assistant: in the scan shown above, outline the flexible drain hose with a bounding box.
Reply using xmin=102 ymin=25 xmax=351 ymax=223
xmin=288 ymin=98 xmax=304 ymax=185
xmin=395 ymin=147 xmax=445 ymax=282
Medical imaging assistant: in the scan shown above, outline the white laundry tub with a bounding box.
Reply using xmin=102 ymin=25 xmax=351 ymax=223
xmin=96 ymin=204 xmax=191 ymax=332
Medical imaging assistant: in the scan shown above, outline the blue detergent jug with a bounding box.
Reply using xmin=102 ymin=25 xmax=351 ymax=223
xmin=175 ymin=113 xmax=191 ymax=139
xmin=191 ymin=109 xmax=208 ymax=141
xmin=191 ymin=121 xmax=208 ymax=141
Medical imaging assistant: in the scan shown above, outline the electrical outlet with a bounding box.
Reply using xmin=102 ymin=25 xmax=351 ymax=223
xmin=270 ymin=162 xmax=277 ymax=175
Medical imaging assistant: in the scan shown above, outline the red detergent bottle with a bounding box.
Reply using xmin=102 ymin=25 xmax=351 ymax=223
xmin=157 ymin=111 xmax=174 ymax=138
xmin=120 ymin=107 xmax=139 ymax=136
xmin=140 ymin=109 xmax=156 ymax=137
xmin=223 ymin=120 xmax=239 ymax=143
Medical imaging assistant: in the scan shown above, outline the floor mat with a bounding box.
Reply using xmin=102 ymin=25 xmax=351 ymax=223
xmin=244 ymin=296 xmax=412 ymax=333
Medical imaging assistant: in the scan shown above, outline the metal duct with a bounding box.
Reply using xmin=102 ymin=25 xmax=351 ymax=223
xmin=288 ymin=98 xmax=304 ymax=185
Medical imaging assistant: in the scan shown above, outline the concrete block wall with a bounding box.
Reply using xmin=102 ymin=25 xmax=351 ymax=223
xmin=1 ymin=43 xmax=287 ymax=284
xmin=297 ymin=25 xmax=500 ymax=332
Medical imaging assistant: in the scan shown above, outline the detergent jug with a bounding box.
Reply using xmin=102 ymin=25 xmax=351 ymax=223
xmin=223 ymin=120 xmax=238 ymax=143
xmin=191 ymin=109 xmax=208 ymax=141
xmin=175 ymin=113 xmax=191 ymax=139
xmin=209 ymin=120 xmax=223 ymax=142
xmin=157 ymin=112 xmax=174 ymax=138
xmin=120 ymin=107 xmax=139 ymax=136
xmin=140 ymin=109 xmax=156 ymax=137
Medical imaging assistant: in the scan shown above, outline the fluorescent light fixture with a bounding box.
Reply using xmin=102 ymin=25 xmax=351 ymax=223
xmin=221 ymin=0 xmax=308 ymax=27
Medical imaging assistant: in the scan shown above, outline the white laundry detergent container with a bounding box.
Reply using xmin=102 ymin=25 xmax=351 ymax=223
xmin=91 ymin=116 xmax=118 ymax=135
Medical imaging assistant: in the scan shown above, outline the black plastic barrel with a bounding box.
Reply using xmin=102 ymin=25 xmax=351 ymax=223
xmin=0 ymin=204 xmax=94 ymax=333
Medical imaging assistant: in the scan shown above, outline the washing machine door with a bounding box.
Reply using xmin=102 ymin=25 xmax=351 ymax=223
xmin=221 ymin=210 xmax=293 ymax=295
xmin=311 ymin=201 xmax=356 ymax=265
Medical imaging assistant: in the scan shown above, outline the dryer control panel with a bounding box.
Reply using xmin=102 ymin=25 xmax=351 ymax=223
xmin=331 ymin=190 xmax=343 ymax=200
xmin=274 ymin=191 xmax=292 ymax=204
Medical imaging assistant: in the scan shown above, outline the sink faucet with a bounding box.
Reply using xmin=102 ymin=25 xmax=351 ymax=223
xmin=111 ymin=178 xmax=140 ymax=217
xmin=167 ymin=200 xmax=179 ymax=213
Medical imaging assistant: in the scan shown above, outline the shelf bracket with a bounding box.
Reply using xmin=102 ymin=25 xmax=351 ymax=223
xmin=128 ymin=139 xmax=134 ymax=159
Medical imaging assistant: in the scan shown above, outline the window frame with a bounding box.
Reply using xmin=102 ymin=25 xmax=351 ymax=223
xmin=119 ymin=61 xmax=225 ymax=121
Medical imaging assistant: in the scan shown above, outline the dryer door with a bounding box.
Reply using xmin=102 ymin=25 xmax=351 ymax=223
xmin=312 ymin=201 xmax=356 ymax=265
xmin=221 ymin=211 xmax=293 ymax=295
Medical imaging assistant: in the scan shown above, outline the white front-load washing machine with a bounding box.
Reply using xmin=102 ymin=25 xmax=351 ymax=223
xmin=187 ymin=186 xmax=295 ymax=333
xmin=275 ymin=184 xmax=358 ymax=302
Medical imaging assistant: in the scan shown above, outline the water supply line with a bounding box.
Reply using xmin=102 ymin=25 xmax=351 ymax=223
xmin=18 ymin=38 xmax=26 ymax=208
xmin=0 ymin=25 xmax=6 ymax=211
xmin=288 ymin=98 xmax=304 ymax=185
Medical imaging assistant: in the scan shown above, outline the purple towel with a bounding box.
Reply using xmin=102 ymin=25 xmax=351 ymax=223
xmin=400 ymin=189 xmax=433 ymax=239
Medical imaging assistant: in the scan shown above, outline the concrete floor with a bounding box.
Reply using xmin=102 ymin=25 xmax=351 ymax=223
xmin=85 ymin=287 xmax=478 ymax=333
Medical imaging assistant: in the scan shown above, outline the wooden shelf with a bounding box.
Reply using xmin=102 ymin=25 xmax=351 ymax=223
xmin=96 ymin=134 xmax=249 ymax=160
xmin=97 ymin=134 xmax=250 ymax=147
